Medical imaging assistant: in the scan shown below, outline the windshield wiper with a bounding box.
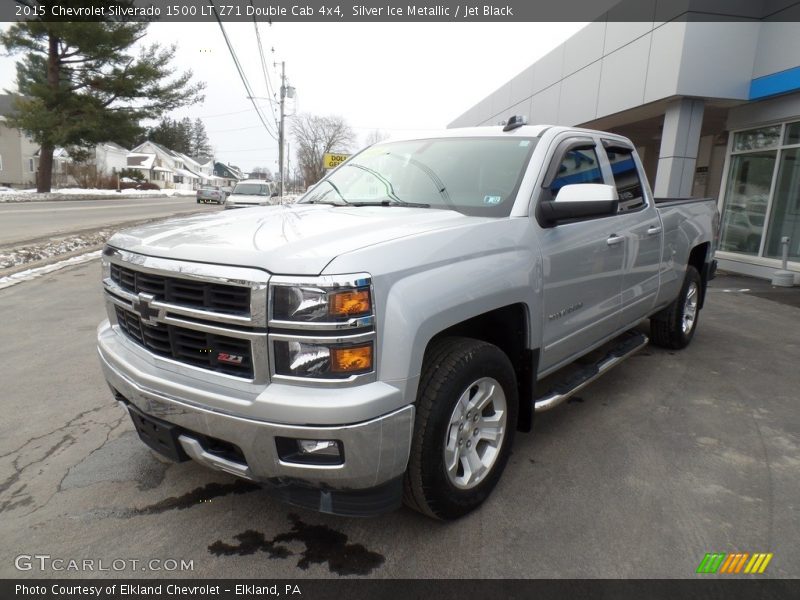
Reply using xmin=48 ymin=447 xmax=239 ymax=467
xmin=347 ymin=199 xmax=431 ymax=208
xmin=302 ymin=199 xmax=347 ymax=206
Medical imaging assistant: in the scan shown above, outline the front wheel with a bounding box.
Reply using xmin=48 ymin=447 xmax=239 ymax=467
xmin=403 ymin=337 xmax=518 ymax=520
xmin=650 ymin=265 xmax=702 ymax=349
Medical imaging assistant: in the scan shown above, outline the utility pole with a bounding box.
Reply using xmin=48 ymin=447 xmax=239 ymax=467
xmin=278 ymin=60 xmax=286 ymax=201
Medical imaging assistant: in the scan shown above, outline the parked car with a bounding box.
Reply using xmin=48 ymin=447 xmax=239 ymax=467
xmin=97 ymin=122 xmax=718 ymax=520
xmin=196 ymin=185 xmax=226 ymax=204
xmin=224 ymin=179 xmax=278 ymax=209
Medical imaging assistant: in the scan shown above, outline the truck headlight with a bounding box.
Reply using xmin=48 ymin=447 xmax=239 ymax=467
xmin=270 ymin=277 xmax=372 ymax=323
xmin=273 ymin=340 xmax=373 ymax=379
xmin=269 ymin=274 xmax=376 ymax=383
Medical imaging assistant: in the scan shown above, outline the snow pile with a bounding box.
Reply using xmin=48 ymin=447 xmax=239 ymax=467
xmin=0 ymin=187 xmax=195 ymax=202
xmin=0 ymin=230 xmax=113 ymax=270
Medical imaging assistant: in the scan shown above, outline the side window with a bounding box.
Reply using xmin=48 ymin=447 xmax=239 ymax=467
xmin=549 ymin=146 xmax=604 ymax=198
xmin=605 ymin=145 xmax=645 ymax=213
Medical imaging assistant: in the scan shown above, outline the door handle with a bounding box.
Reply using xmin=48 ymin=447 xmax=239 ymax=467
xmin=647 ymin=226 xmax=662 ymax=235
xmin=607 ymin=235 xmax=624 ymax=246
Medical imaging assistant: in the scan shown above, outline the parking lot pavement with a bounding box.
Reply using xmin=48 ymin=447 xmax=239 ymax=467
xmin=0 ymin=262 xmax=797 ymax=579
xmin=711 ymin=271 xmax=800 ymax=310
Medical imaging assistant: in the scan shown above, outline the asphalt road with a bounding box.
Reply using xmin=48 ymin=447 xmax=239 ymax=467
xmin=0 ymin=196 xmax=218 ymax=247
xmin=0 ymin=262 xmax=798 ymax=579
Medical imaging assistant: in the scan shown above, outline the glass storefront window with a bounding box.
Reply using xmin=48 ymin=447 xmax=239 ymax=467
xmin=719 ymin=152 xmax=774 ymax=254
xmin=764 ymin=148 xmax=800 ymax=260
xmin=732 ymin=125 xmax=781 ymax=152
xmin=785 ymin=122 xmax=800 ymax=146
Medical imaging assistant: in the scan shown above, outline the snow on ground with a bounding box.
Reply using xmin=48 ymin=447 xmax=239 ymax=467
xmin=0 ymin=187 xmax=196 ymax=202
xmin=0 ymin=251 xmax=101 ymax=291
xmin=0 ymin=229 xmax=113 ymax=270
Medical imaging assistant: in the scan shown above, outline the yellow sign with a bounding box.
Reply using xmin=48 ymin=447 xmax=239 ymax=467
xmin=323 ymin=153 xmax=349 ymax=169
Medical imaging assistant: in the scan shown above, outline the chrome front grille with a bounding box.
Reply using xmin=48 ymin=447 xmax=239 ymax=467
xmin=114 ymin=306 xmax=254 ymax=378
xmin=110 ymin=263 xmax=251 ymax=315
xmin=102 ymin=247 xmax=269 ymax=383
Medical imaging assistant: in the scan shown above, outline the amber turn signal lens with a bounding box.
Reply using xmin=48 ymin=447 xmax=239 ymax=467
xmin=330 ymin=344 xmax=373 ymax=373
xmin=329 ymin=289 xmax=371 ymax=317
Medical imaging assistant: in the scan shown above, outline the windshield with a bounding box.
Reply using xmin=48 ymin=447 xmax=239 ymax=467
xmin=233 ymin=183 xmax=270 ymax=195
xmin=298 ymin=137 xmax=538 ymax=217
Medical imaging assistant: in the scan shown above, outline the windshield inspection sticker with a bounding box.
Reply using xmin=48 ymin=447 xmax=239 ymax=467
xmin=483 ymin=195 xmax=502 ymax=205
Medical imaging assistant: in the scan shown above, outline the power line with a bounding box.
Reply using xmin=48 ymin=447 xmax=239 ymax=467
xmin=250 ymin=2 xmax=279 ymax=126
xmin=207 ymin=0 xmax=278 ymax=141
xmin=197 ymin=107 xmax=258 ymax=119
xmin=216 ymin=146 xmax=280 ymax=153
xmin=207 ymin=123 xmax=265 ymax=134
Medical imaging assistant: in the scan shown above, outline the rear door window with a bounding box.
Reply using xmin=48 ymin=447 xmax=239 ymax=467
xmin=604 ymin=144 xmax=646 ymax=213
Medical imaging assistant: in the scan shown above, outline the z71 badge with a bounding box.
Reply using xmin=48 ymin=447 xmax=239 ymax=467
xmin=217 ymin=353 xmax=244 ymax=365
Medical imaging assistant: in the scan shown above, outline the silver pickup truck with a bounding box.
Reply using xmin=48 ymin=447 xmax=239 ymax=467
xmin=97 ymin=123 xmax=718 ymax=520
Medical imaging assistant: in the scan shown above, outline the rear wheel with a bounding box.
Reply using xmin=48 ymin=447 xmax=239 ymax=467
xmin=403 ymin=337 xmax=518 ymax=520
xmin=650 ymin=265 xmax=702 ymax=349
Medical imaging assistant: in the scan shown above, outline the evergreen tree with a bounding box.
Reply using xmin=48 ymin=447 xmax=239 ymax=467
xmin=0 ymin=2 xmax=205 ymax=192
xmin=191 ymin=118 xmax=213 ymax=159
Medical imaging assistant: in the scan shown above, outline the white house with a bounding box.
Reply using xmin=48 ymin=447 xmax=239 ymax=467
xmin=96 ymin=142 xmax=129 ymax=178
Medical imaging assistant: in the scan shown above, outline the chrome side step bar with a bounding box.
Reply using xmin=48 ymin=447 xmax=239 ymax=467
xmin=533 ymin=332 xmax=649 ymax=413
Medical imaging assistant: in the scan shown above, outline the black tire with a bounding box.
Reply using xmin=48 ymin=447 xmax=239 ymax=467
xmin=403 ymin=337 xmax=518 ymax=520
xmin=650 ymin=265 xmax=702 ymax=349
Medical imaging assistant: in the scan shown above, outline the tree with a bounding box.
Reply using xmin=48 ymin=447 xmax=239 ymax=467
xmin=291 ymin=114 xmax=355 ymax=186
xmin=190 ymin=118 xmax=213 ymax=159
xmin=146 ymin=117 xmax=191 ymax=153
xmin=249 ymin=166 xmax=272 ymax=180
xmin=144 ymin=117 xmax=211 ymax=159
xmin=1 ymin=3 xmax=205 ymax=192
xmin=363 ymin=129 xmax=389 ymax=147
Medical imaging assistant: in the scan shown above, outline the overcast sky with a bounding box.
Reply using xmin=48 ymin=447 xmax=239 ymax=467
xmin=0 ymin=22 xmax=586 ymax=172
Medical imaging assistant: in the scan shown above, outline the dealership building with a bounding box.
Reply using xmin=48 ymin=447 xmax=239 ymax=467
xmin=449 ymin=2 xmax=800 ymax=283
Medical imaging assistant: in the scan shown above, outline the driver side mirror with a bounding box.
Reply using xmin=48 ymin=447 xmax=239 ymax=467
xmin=539 ymin=183 xmax=619 ymax=226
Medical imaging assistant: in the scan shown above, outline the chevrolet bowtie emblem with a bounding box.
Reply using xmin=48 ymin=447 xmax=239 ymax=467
xmin=131 ymin=293 xmax=162 ymax=325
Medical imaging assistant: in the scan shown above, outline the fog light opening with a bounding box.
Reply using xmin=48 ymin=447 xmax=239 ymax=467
xmin=276 ymin=437 xmax=344 ymax=466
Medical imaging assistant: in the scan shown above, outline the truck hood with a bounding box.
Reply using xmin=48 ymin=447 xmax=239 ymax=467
xmin=108 ymin=203 xmax=486 ymax=275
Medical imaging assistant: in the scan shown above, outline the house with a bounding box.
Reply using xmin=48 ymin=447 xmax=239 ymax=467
xmin=130 ymin=141 xmax=215 ymax=190
xmin=197 ymin=158 xmax=221 ymax=185
xmin=0 ymin=95 xmax=38 ymax=188
xmin=40 ymin=142 xmax=132 ymax=188
xmin=171 ymin=151 xmax=225 ymax=188
xmin=214 ymin=162 xmax=246 ymax=187
xmin=126 ymin=152 xmax=173 ymax=186
xmin=96 ymin=142 xmax=129 ymax=177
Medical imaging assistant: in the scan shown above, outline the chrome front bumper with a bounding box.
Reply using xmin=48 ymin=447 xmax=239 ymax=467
xmin=97 ymin=321 xmax=414 ymax=494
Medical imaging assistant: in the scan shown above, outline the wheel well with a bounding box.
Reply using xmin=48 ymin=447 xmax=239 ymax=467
xmin=689 ymin=242 xmax=710 ymax=308
xmin=427 ymin=303 xmax=536 ymax=433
